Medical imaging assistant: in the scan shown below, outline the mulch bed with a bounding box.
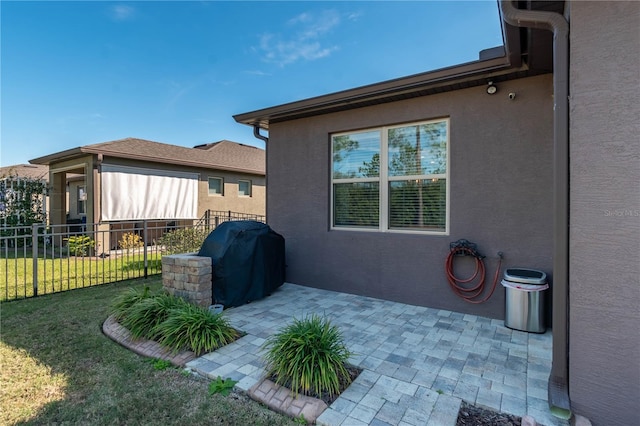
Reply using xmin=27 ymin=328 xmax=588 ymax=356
xmin=457 ymin=401 xmax=522 ymax=425
xmin=268 ymin=364 xmax=362 ymax=406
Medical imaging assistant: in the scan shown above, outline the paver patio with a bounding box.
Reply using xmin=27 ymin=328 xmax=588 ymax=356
xmin=185 ymin=283 xmax=568 ymax=426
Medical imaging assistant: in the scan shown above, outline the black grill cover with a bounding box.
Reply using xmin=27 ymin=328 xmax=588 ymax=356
xmin=197 ymin=221 xmax=285 ymax=308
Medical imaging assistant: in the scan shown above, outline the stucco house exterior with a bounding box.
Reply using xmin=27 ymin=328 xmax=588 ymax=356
xmin=30 ymin=138 xmax=265 ymax=251
xmin=234 ymin=1 xmax=639 ymax=425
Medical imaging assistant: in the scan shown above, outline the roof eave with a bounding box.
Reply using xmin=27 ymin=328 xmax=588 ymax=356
xmin=29 ymin=147 xmax=85 ymax=165
xmin=238 ymin=58 xmax=529 ymax=129
xmin=30 ymin=144 xmax=265 ymax=176
xmin=90 ymin=149 xmax=265 ymax=176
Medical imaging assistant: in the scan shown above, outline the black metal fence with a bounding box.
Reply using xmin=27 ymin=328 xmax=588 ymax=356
xmin=0 ymin=210 xmax=265 ymax=301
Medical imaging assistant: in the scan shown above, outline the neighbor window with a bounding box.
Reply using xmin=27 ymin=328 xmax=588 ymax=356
xmin=208 ymin=177 xmax=223 ymax=195
xmin=77 ymin=185 xmax=86 ymax=215
xmin=331 ymin=118 xmax=449 ymax=233
xmin=238 ymin=180 xmax=252 ymax=197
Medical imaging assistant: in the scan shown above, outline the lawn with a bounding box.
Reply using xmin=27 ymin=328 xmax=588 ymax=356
xmin=0 ymin=250 xmax=163 ymax=301
xmin=0 ymin=277 xmax=297 ymax=426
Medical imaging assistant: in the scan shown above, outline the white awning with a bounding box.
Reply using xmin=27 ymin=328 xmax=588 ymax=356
xmin=101 ymin=164 xmax=198 ymax=221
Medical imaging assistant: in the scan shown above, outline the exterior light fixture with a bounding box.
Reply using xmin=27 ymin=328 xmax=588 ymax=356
xmin=487 ymin=81 xmax=497 ymax=95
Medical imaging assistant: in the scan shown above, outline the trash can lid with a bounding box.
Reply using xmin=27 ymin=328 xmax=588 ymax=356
xmin=501 ymin=279 xmax=549 ymax=291
xmin=503 ymin=268 xmax=547 ymax=285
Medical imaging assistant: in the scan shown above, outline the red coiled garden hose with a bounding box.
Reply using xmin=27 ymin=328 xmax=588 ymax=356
xmin=445 ymin=245 xmax=503 ymax=304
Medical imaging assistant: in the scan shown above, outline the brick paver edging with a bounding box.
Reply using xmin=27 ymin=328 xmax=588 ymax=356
xmin=102 ymin=315 xmax=196 ymax=367
xmin=248 ymin=378 xmax=328 ymax=424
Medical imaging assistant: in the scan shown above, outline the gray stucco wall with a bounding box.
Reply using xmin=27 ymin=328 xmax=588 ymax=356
xmin=569 ymin=2 xmax=640 ymax=425
xmin=267 ymin=74 xmax=553 ymax=320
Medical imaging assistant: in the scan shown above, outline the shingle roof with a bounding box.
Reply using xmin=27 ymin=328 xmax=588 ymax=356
xmin=0 ymin=164 xmax=49 ymax=182
xmin=29 ymin=138 xmax=265 ymax=175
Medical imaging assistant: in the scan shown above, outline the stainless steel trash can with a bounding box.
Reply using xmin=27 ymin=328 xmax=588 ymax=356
xmin=502 ymin=268 xmax=548 ymax=333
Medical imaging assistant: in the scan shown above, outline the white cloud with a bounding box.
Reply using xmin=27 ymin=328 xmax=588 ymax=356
xmin=243 ymin=70 xmax=271 ymax=77
xmin=346 ymin=11 xmax=363 ymax=22
xmin=257 ymin=10 xmax=341 ymax=67
xmin=110 ymin=5 xmax=135 ymax=22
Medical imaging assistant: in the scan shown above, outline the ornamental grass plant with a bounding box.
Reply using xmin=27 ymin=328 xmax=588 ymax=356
xmin=110 ymin=285 xmax=152 ymax=321
xmin=262 ymin=314 xmax=353 ymax=398
xmin=110 ymin=288 xmax=238 ymax=355
xmin=154 ymin=303 xmax=239 ymax=355
xmin=120 ymin=292 xmax=190 ymax=339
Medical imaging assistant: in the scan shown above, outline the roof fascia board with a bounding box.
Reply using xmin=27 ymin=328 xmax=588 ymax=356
xmin=29 ymin=147 xmax=84 ymax=165
xmin=268 ymin=63 xmax=530 ymax=126
xmin=234 ymin=57 xmax=511 ymax=127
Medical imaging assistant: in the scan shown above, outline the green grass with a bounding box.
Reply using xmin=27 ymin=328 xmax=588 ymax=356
xmin=0 ymin=277 xmax=297 ymax=426
xmin=0 ymin=251 xmax=163 ymax=301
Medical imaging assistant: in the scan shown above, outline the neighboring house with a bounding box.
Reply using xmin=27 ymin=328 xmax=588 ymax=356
xmin=29 ymin=138 xmax=265 ymax=251
xmin=0 ymin=164 xmax=50 ymax=227
xmin=234 ymin=1 xmax=638 ymax=425
xmin=0 ymin=164 xmax=49 ymax=182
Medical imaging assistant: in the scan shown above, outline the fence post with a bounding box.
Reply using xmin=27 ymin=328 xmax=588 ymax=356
xmin=228 ymin=210 xmax=231 ymax=220
xmin=32 ymin=224 xmax=39 ymax=296
xmin=143 ymin=219 xmax=148 ymax=279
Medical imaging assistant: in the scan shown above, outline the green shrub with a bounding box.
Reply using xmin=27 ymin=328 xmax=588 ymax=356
xmin=154 ymin=303 xmax=238 ymax=356
xmin=262 ymin=314 xmax=352 ymax=398
xmin=110 ymin=286 xmax=152 ymax=321
xmin=119 ymin=232 xmax=144 ymax=252
xmin=121 ymin=293 xmax=189 ymax=339
xmin=156 ymin=228 xmax=208 ymax=255
xmin=111 ymin=288 xmax=238 ymax=356
xmin=66 ymin=235 xmax=95 ymax=256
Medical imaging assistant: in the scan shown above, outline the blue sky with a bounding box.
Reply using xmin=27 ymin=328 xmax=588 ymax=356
xmin=0 ymin=1 xmax=503 ymax=167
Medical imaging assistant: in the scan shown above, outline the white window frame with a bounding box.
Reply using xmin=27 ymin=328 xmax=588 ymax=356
xmin=330 ymin=118 xmax=450 ymax=235
xmin=238 ymin=179 xmax=252 ymax=197
xmin=77 ymin=185 xmax=86 ymax=215
xmin=208 ymin=177 xmax=224 ymax=196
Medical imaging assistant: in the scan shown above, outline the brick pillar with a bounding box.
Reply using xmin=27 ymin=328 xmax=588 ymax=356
xmin=162 ymin=253 xmax=212 ymax=307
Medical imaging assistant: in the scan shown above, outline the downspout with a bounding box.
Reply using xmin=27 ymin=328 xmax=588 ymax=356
xmin=253 ymin=125 xmax=269 ymax=144
xmin=252 ymin=125 xmax=269 ymax=222
xmin=499 ymin=0 xmax=571 ymax=419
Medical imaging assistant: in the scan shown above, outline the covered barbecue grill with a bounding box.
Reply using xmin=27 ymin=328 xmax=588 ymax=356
xmin=198 ymin=220 xmax=285 ymax=308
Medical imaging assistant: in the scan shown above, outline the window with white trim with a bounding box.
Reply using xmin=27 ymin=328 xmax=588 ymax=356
xmin=208 ymin=177 xmax=223 ymax=196
xmin=331 ymin=118 xmax=449 ymax=233
xmin=77 ymin=185 xmax=87 ymax=215
xmin=238 ymin=180 xmax=252 ymax=197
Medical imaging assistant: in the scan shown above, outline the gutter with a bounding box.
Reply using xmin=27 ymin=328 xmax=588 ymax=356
xmin=500 ymin=0 xmax=571 ymax=418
